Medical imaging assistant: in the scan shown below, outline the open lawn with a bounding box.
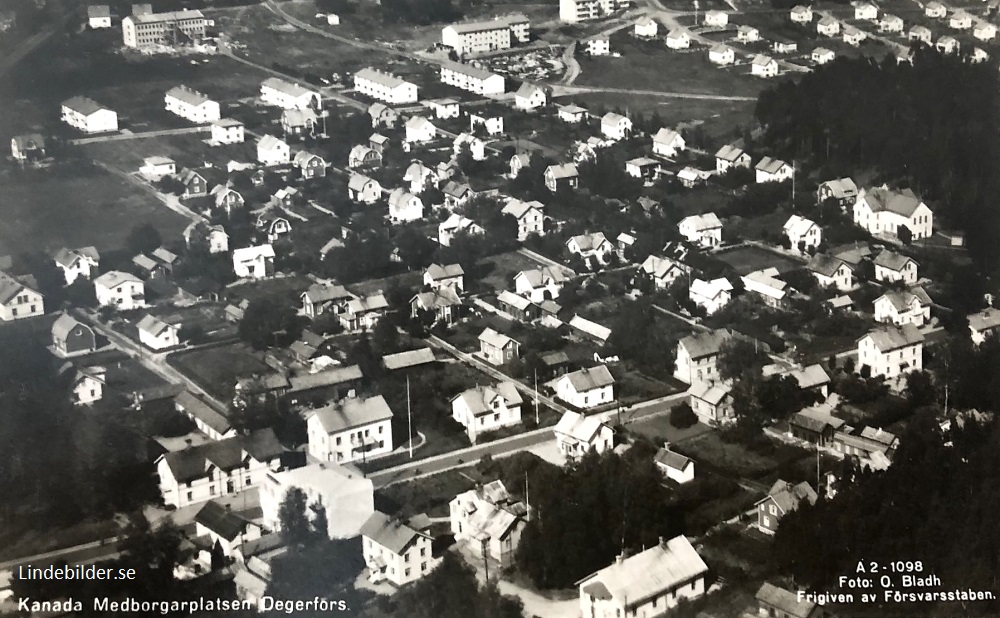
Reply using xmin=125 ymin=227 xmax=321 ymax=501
xmin=714 ymin=244 xmax=803 ymax=276
xmin=629 ymin=414 xmax=713 ymax=445
xmin=672 ymin=431 xmax=809 ymax=479
xmin=227 ymin=273 xmax=314 ymax=304
xmin=82 ymin=132 xmax=258 ymax=177
xmin=375 ymin=467 xmax=480 ymax=518
xmin=475 ymin=250 xmax=551 ymax=293
xmin=0 ymin=163 xmax=189 ymax=257
xmin=169 ymin=341 xmax=270 ymax=399
xmin=148 ymin=303 xmax=238 ymax=341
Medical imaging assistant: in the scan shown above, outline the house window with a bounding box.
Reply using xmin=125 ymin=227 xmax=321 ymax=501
xmin=210 ymin=487 xmax=216 ymax=495
xmin=769 ymin=504 xmax=777 ymax=515
xmin=404 ymin=568 xmax=411 ymax=577
xmin=763 ymin=515 xmax=770 ymax=527
xmin=186 ymin=491 xmax=192 ymax=501
xmin=494 ymin=413 xmax=500 ymax=422
xmin=422 ymin=562 xmax=427 ymax=571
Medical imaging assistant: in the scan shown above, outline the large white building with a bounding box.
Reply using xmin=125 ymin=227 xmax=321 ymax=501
xmin=560 ymin=0 xmax=618 ymax=22
xmin=261 ymin=463 xmax=374 ymax=539
xmin=853 ymin=186 xmax=933 ymax=240
xmin=259 ymin=78 xmax=321 ymax=109
xmin=361 ymin=512 xmax=438 ymax=586
xmin=61 ymin=97 xmax=118 ymax=133
xmin=674 ymin=329 xmax=731 ymax=384
xmin=451 ymin=382 xmax=523 ymax=443
xmin=164 ymin=86 xmax=220 ymax=123
xmin=122 ymin=9 xmax=205 ymax=48
xmin=306 ymin=395 xmax=394 ymax=464
xmin=354 ymin=68 xmax=418 ymax=104
xmin=439 ymin=62 xmax=505 ymax=95
xmin=441 ymin=14 xmax=529 ymax=55
xmin=857 ymin=324 xmax=924 ymax=381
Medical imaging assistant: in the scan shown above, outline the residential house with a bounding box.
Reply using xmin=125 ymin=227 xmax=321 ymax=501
xmin=974 ymin=20 xmax=996 ymax=41
xmin=751 ymin=54 xmax=779 ymax=77
xmin=585 ymin=35 xmax=610 ymax=55
xmin=557 ymin=105 xmax=588 ymax=124
xmin=285 ymin=365 xmax=362 ymax=405
xmin=211 ymin=119 xmax=244 ymax=145
xmin=816 ymin=177 xmax=858 ymax=206
xmin=306 ymin=395 xmax=394 ymax=463
xmin=94 ymin=271 xmax=144 ymax=310
xmin=194 ymin=501 xmax=262 ymax=557
xmin=708 ymin=44 xmax=735 ymax=65
xmin=874 ymin=287 xmax=931 ymax=326
xmin=348 ymin=173 xmax=382 ymax=204
xmin=773 ymin=38 xmax=799 ymax=53
xmin=438 ymin=214 xmax=483 ymax=246
xmin=843 ymin=24 xmax=866 ymax=45
xmin=737 ymin=24 xmax=761 ymax=42
xmin=388 ymin=189 xmax=424 ymax=223
xmin=300 ymin=282 xmax=351 ymax=319
xmin=857 ymin=324 xmax=924 ymax=380
xmin=502 ymin=199 xmax=545 ymax=240
xmin=674 ymin=329 xmax=731 ymax=384
xmin=232 ymin=245 xmax=275 ymax=279
xmin=61 ymin=96 xmax=118 ymax=133
xmin=811 ymin=46 xmax=835 ymax=64
xmin=688 ymin=380 xmax=734 ymax=424
xmin=139 ymin=156 xmax=175 ymax=180
xmin=601 ymin=112 xmax=632 ymax=141
xmin=756 ymin=479 xmax=817 ymax=534
xmin=349 ymin=145 xmax=382 ymax=170
xmin=479 ymin=327 xmax=519 ymax=365
xmin=69 ymin=365 xmax=105 ymax=406
xmin=256 ymin=135 xmax=290 ymax=166
xmin=410 ymin=286 xmax=462 ymax=325
xmin=714 ymin=144 xmax=751 ymax=173
xmin=789 ymin=405 xmax=845 ymax=445
xmin=367 ymin=102 xmax=398 ymax=128
xmin=341 ymin=294 xmax=389 ymax=331
xmin=294 ymin=151 xmax=326 ymax=179
xmin=560 ymin=0 xmax=615 ymax=23
xmin=439 ymin=62 xmax=506 ymax=95
xmin=783 ymin=214 xmax=821 ymax=252
xmin=514 ymin=82 xmax=547 ymax=110
xmin=451 ymin=382 xmax=523 ymax=442
xmin=654 ymin=446 xmax=695 ymax=483
xmin=510 ymin=153 xmax=531 ymax=177
xmin=936 ymin=35 xmax=960 ymax=53
xmin=554 ymin=410 xmax=613 ymax=460
xmin=874 ymin=250 xmax=918 ymax=284
xmin=854 ymin=2 xmax=878 ymax=20
xmin=625 ymin=157 xmax=659 ymax=181
xmin=164 ymin=86 xmax=220 ymax=123
xmin=10 ymin=133 xmax=46 ymax=163
xmin=755 ymin=582 xmax=821 ymax=618
xmin=88 ymin=5 xmax=112 ymax=27
xmin=690 ymin=277 xmax=733 ymax=315
xmin=567 ymin=232 xmax=614 ymax=265
xmin=578 ymin=537 xmax=709 ymax=618
xmin=971 ymin=47 xmax=990 ymax=62
xmin=360 ymin=512 xmax=437 ymax=586
xmin=639 ymin=255 xmax=687 ymax=289
xmin=424 ymin=263 xmax=465 ymax=291
xmin=209 ymin=185 xmax=244 ymax=213
xmin=817 ymin=15 xmax=840 ymax=35
xmin=155 ymin=428 xmax=284 ymax=507
xmin=544 ymin=163 xmax=579 ymax=192
xmin=260 ymin=78 xmax=321 ymax=109
xmin=790 ymin=5 xmax=813 ymax=23
xmin=514 ymin=266 xmax=569 ymax=303
xmin=53 ymin=246 xmax=100 ymax=285
xmin=635 ymin=16 xmax=658 ymax=37
xmin=255 ymin=211 xmax=292 ymax=243
xmin=423 ymin=97 xmax=461 ymax=119
xmin=353 ymin=68 xmax=418 ymax=104
xmin=184 ymin=222 xmax=229 ymax=254
xmin=178 ymin=168 xmax=207 ymax=198
xmin=281 ymin=108 xmax=318 ymax=138
xmin=879 ymin=14 xmax=903 ymax=32
xmin=261 ymin=463 xmax=375 ymax=539
xmin=496 ymin=291 xmax=536 ymax=321
xmin=755 ymin=156 xmax=793 ymax=183
xmin=742 ymin=268 xmax=788 ymax=308
xmin=52 ymin=313 xmax=97 ymax=355
xmin=652 ymin=127 xmax=686 ymax=158
xmin=553 ymin=365 xmax=615 ymax=409
xmin=968 ymin=307 xmax=1000 ymax=345
xmin=705 ymin=9 xmax=728 ymax=26
xmin=453 ymin=132 xmax=486 ymax=160
xmin=854 ymin=185 xmax=933 ymax=239
xmin=806 ymin=254 xmax=852 ymax=291
xmin=949 ymin=10 xmax=972 ymax=29
xmin=369 ymin=132 xmax=390 ymax=154
xmin=404 ymin=116 xmax=436 ymax=144
xmin=442 ymin=181 xmax=473 ymax=208
xmin=678 ymin=213 xmax=723 ymax=247
xmin=666 ymin=28 xmax=691 ymax=49
xmin=925 ymin=1 xmax=946 ymax=17
xmin=137 ymin=314 xmax=180 ymax=350
xmin=174 ymin=390 xmax=234 ymax=441
xmin=450 ymin=481 xmax=528 ymax=566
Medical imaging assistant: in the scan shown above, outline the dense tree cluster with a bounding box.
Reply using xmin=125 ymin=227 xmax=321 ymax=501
xmin=605 ymin=299 xmax=677 ymax=378
xmin=238 ymin=296 xmax=305 ymax=350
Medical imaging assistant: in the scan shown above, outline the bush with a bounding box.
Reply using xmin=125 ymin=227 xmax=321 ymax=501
xmin=670 ymin=402 xmax=698 ymax=429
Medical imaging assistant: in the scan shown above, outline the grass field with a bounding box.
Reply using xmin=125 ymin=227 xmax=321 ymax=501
xmin=0 ymin=163 xmax=189 ymax=257
xmin=82 ymin=132 xmax=258 ymax=177
xmin=476 ymin=250 xmax=550 ymax=293
xmin=714 ymin=244 xmax=803 ymax=276
xmin=674 ymin=431 xmax=809 ymax=479
xmin=375 ymin=467 xmax=481 ymax=518
xmin=227 ymin=273 xmax=314 ymax=304
xmin=629 ymin=414 xmax=714 ymax=445
xmin=169 ymin=342 xmax=270 ymax=399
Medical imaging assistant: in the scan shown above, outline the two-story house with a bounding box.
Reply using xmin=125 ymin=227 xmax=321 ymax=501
xmin=232 ymin=245 xmax=275 ymax=279
xmin=306 ymin=395 xmax=394 ymax=464
xmin=137 ymin=314 xmax=180 ymax=350
xmin=674 ymin=329 xmax=731 ymax=384
xmin=688 ymin=380 xmax=734 ymax=424
xmin=54 ymin=246 xmax=100 ymax=285
xmin=479 ymin=327 xmax=519 ymax=365
xmin=714 ymin=144 xmax=751 ymax=173
xmin=513 ymin=266 xmax=569 ymax=303
xmin=857 ymin=324 xmax=924 ymax=380
xmin=554 ymin=410 xmax=613 ymax=461
xmin=552 ymin=365 xmax=615 ymax=409
xmin=94 ymin=271 xmax=144 ymax=310
xmin=690 ymin=277 xmax=733 ymax=315
xmin=755 ymin=156 xmax=794 ymax=183
xmin=341 ymin=294 xmax=389 ymax=331
xmin=449 ymin=480 xmax=527 ymax=566
xmin=853 ymin=186 xmax=933 ymax=240
xmin=873 ymin=287 xmax=931 ymax=326
xmin=361 ymin=512 xmax=438 ymax=586
xmin=424 ymin=263 xmax=465 ymax=291
xmin=567 ymin=232 xmax=614 ymax=265
xmin=652 ymin=127 xmax=685 ymax=158
xmin=874 ymin=250 xmax=918 ymax=284
xmin=501 ymin=199 xmax=545 ymax=240
xmin=806 ymin=254 xmax=853 ymax=291
xmin=968 ymin=307 xmax=1000 ymax=345
xmin=756 ymin=479 xmax=817 ymax=534
xmin=451 ymin=382 xmax=523 ymax=442
xmin=52 ymin=313 xmax=97 ymax=356
xmin=783 ymin=215 xmax=821 ymax=252
xmin=544 ymin=163 xmax=579 ymax=192
xmin=678 ymin=213 xmax=723 ymax=247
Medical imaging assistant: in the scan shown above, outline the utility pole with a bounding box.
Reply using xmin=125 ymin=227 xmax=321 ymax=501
xmin=533 ymin=369 xmax=539 ymax=424
xmin=407 ymin=375 xmax=413 ymax=459
xmin=791 ymin=159 xmax=796 ymax=204
xmin=481 ymin=537 xmax=490 ymax=585
xmin=694 ymin=0 xmax=699 ymax=25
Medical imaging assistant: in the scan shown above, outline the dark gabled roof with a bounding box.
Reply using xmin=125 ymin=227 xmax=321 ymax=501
xmin=195 ymin=500 xmax=254 ymax=542
xmin=806 ymin=253 xmax=848 ymax=277
xmin=52 ymin=313 xmax=91 ymax=342
xmin=653 ymin=448 xmax=692 ymax=471
xmin=360 ymin=511 xmax=432 ymax=555
xmin=383 ymin=348 xmax=436 ymax=370
xmin=756 ymin=582 xmax=816 ymax=618
xmin=160 ymin=429 xmax=284 ymax=483
xmin=288 ymin=364 xmax=363 ymax=393
xmin=175 ymin=390 xmax=231 ymax=436
xmin=308 ymin=395 xmax=393 ymax=434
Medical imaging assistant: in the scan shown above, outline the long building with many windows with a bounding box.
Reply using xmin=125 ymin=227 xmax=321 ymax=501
xmin=439 ymin=61 xmax=506 ymax=95
xmin=560 ymin=0 xmax=619 ymax=22
xmin=122 ymin=9 xmax=205 ymax=48
xmin=441 ymin=14 xmax=530 ymax=55
xmin=353 ymin=68 xmax=419 ymax=104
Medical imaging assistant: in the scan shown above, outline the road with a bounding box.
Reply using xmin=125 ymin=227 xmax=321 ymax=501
xmin=0 ymin=539 xmax=123 ymax=571
xmin=551 ymin=85 xmax=758 ymax=101
xmin=90 ymin=159 xmax=206 ymax=225
xmin=69 ymin=126 xmax=210 ymax=146
xmin=0 ymin=4 xmax=79 ymax=79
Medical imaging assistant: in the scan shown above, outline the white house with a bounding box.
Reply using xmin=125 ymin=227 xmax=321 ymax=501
xmin=514 ymin=266 xmax=569 ymax=303
xmin=184 ymin=222 xmax=229 ymax=254
xmin=639 ymin=255 xmax=687 ymax=289
xmin=714 ymin=144 xmax=751 ymax=173
xmin=353 ymin=68 xmax=418 ymax=104
xmin=501 ymin=199 xmax=545 ymax=240
xmin=652 ymin=128 xmax=685 ymax=158
xmin=666 ymin=29 xmax=691 ymax=49
xmin=260 ymin=78 xmax=321 ymax=109
xmin=451 ymin=382 xmax=523 ymax=442
xmin=817 ymin=16 xmax=841 ymax=36
xmin=790 ymin=5 xmax=813 ymax=23
xmin=553 ymin=365 xmax=615 ymax=409
xmin=306 ymin=395 xmax=394 ymax=464
xmin=705 ymin=10 xmax=728 ymax=26
xmin=842 ymin=24 xmax=867 ymax=45
xmin=874 ymin=250 xmax=918 ymax=284
xmin=949 ymin=10 xmax=972 ymax=29
xmin=260 ymin=463 xmax=374 ymax=539
xmin=349 ymin=145 xmax=382 ymax=169
xmin=61 ymin=96 xmax=118 ymax=133
xmin=388 ymin=189 xmax=424 ymax=223
xmin=585 ymin=35 xmax=611 ymax=55
xmin=0 ymin=271 xmax=43 ymax=322
xmin=438 ymin=214 xmax=484 ymax=246
xmin=54 ymin=246 xmax=100 ymax=285
xmin=925 ymin=1 xmax=946 ymax=18
xmin=70 ymin=366 xmax=105 ymax=405
xmin=600 ymin=112 xmax=632 ymax=141
xmin=688 ymin=380 xmax=734 ymax=424
xmin=439 ymin=62 xmax=506 ymax=96
xmin=211 ymin=119 xmax=244 ymax=145
xmin=155 ymin=429 xmax=283 ymax=508
xmin=708 ymin=44 xmax=735 ymax=65
xmin=567 ymin=232 xmax=614 ymax=265
xmin=450 ymin=480 xmax=527 ymax=565
xmin=635 ymin=17 xmax=658 ymax=37
xmin=479 ymin=327 xmax=520 ymax=365
xmin=424 ymin=97 xmax=461 ymax=119
xmin=404 ymin=116 xmax=436 ymax=144
xmin=971 ymin=47 xmax=990 ymax=63
xmin=453 ymin=132 xmax=486 ymax=160
xmin=360 ymin=512 xmax=437 ymax=587
xmin=164 ymin=86 xmax=220 ymax=123
xmin=88 ymin=5 xmax=112 ymax=28
xmin=812 ymin=47 xmax=835 ymax=64
xmin=94 ymin=271 xmax=144 ymax=310
xmin=751 ymin=54 xmax=779 ymax=78
xmin=578 ymin=537 xmax=708 ymax=618
xmin=755 ymin=156 xmax=793 ymax=183
xmin=424 ymin=263 xmax=465 ymax=291
xmin=742 ymin=268 xmax=788 ymax=308
xmin=783 ymin=215 xmax=821 ymax=252
xmin=737 ymin=25 xmax=761 ymax=43
xmin=678 ymin=213 xmax=723 ymax=247
xmin=806 ymin=254 xmax=853 ymax=291
xmin=879 ymin=14 xmax=904 ymax=33
xmin=136 ymin=314 xmax=180 ymax=350
xmin=256 ymin=135 xmax=290 ymax=166
xmin=348 ymin=173 xmax=382 ymax=204
xmin=341 ymin=294 xmax=389 ymax=331
xmin=625 ymin=157 xmax=659 ymax=181
xmin=857 ymin=324 xmax=924 ymax=380
xmin=874 ymin=287 xmax=931 ymax=327
xmin=470 ymin=112 xmax=504 ymax=135
xmin=854 ymin=186 xmax=933 ymax=239
xmin=232 ymin=245 xmax=275 ymax=279
xmin=936 ymin=35 xmax=960 ymax=54
xmin=968 ymin=308 xmax=1000 ymax=345
xmin=854 ymin=2 xmax=878 ymax=20
xmin=654 ymin=446 xmax=695 ymax=483
xmin=554 ymin=410 xmax=613 ymax=460
xmin=514 ymin=82 xmax=547 ymax=110
xmin=690 ymin=278 xmax=733 ymax=315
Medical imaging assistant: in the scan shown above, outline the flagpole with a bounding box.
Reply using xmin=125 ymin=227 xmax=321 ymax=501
xmin=407 ymin=375 xmax=413 ymax=459
xmin=534 ymin=369 xmax=539 ymax=424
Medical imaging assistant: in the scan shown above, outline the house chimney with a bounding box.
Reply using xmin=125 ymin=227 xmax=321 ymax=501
xmin=185 ymin=437 xmax=193 ymax=448
xmin=318 ymin=462 xmax=326 ymax=469
xmin=658 ymin=536 xmax=666 ymax=548
xmin=615 ymin=553 xmax=624 ymax=565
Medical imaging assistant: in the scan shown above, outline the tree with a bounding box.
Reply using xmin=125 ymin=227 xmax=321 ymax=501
xmin=126 ymin=223 xmax=162 ymax=256
xmin=670 ymin=402 xmax=698 ymax=428
xmin=238 ymin=297 xmax=302 ymax=350
xmin=278 ymin=487 xmax=314 ymax=548
xmin=904 ymin=370 xmax=936 ymax=407
xmin=897 ymin=224 xmax=913 ymax=245
xmin=717 ymin=338 xmax=769 ymax=382
xmin=395 ymin=227 xmax=437 ymax=271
